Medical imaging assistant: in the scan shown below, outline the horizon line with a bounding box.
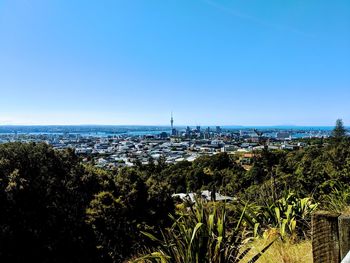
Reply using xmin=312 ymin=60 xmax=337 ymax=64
xmin=0 ymin=123 xmax=340 ymax=127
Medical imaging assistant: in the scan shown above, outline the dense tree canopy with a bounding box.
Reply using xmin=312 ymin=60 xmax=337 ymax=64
xmin=0 ymin=143 xmax=101 ymax=262
xmin=0 ymin=143 xmax=174 ymax=262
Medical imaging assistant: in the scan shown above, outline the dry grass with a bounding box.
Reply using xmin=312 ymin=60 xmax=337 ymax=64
xmin=241 ymin=238 xmax=312 ymax=263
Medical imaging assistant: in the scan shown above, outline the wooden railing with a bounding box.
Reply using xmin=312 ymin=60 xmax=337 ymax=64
xmin=312 ymin=211 xmax=350 ymax=263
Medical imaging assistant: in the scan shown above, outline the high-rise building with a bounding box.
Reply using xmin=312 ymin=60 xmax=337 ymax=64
xmin=204 ymin=127 xmax=211 ymax=139
xmin=186 ymin=126 xmax=191 ymax=138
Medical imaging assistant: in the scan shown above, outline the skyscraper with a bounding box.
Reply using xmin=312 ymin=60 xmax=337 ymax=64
xmin=186 ymin=126 xmax=191 ymax=138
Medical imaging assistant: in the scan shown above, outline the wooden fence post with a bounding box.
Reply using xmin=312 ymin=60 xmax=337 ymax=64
xmin=339 ymin=214 xmax=350 ymax=261
xmin=312 ymin=211 xmax=341 ymax=263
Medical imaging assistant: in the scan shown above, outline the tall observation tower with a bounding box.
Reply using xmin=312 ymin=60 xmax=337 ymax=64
xmin=170 ymin=113 xmax=176 ymax=137
xmin=170 ymin=112 xmax=174 ymax=130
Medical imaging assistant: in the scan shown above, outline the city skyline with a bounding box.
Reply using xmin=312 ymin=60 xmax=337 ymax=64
xmin=1 ymin=0 xmax=349 ymax=125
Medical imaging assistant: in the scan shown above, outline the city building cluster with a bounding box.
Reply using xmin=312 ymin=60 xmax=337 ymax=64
xmin=0 ymin=116 xmax=332 ymax=170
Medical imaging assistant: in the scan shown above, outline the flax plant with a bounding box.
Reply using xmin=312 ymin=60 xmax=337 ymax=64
xmin=133 ymin=199 xmax=273 ymax=263
xmin=243 ymin=192 xmax=317 ymax=240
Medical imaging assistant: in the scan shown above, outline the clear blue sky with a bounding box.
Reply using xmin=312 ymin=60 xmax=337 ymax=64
xmin=0 ymin=0 xmax=349 ymax=126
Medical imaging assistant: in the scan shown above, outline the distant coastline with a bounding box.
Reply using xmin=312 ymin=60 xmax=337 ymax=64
xmin=0 ymin=124 xmax=341 ymax=138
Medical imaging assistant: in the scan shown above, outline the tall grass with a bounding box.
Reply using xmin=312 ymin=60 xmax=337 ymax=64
xmin=241 ymin=238 xmax=312 ymax=263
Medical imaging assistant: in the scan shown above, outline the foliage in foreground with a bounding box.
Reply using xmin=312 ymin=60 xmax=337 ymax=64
xmin=0 ymin=143 xmax=102 ymax=262
xmin=244 ymin=193 xmax=318 ymax=240
xmin=0 ymin=142 xmax=174 ymax=263
xmin=134 ymin=200 xmax=274 ymax=263
xmin=322 ymin=182 xmax=350 ymax=213
xmin=86 ymin=169 xmax=174 ymax=262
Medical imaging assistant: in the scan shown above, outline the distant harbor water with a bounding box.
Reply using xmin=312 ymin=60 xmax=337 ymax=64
xmin=0 ymin=125 xmax=338 ymax=138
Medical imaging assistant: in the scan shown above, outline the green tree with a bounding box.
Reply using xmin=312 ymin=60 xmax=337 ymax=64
xmin=86 ymin=167 xmax=175 ymax=261
xmin=0 ymin=143 xmax=103 ymax=263
xmin=332 ymin=118 xmax=346 ymax=140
